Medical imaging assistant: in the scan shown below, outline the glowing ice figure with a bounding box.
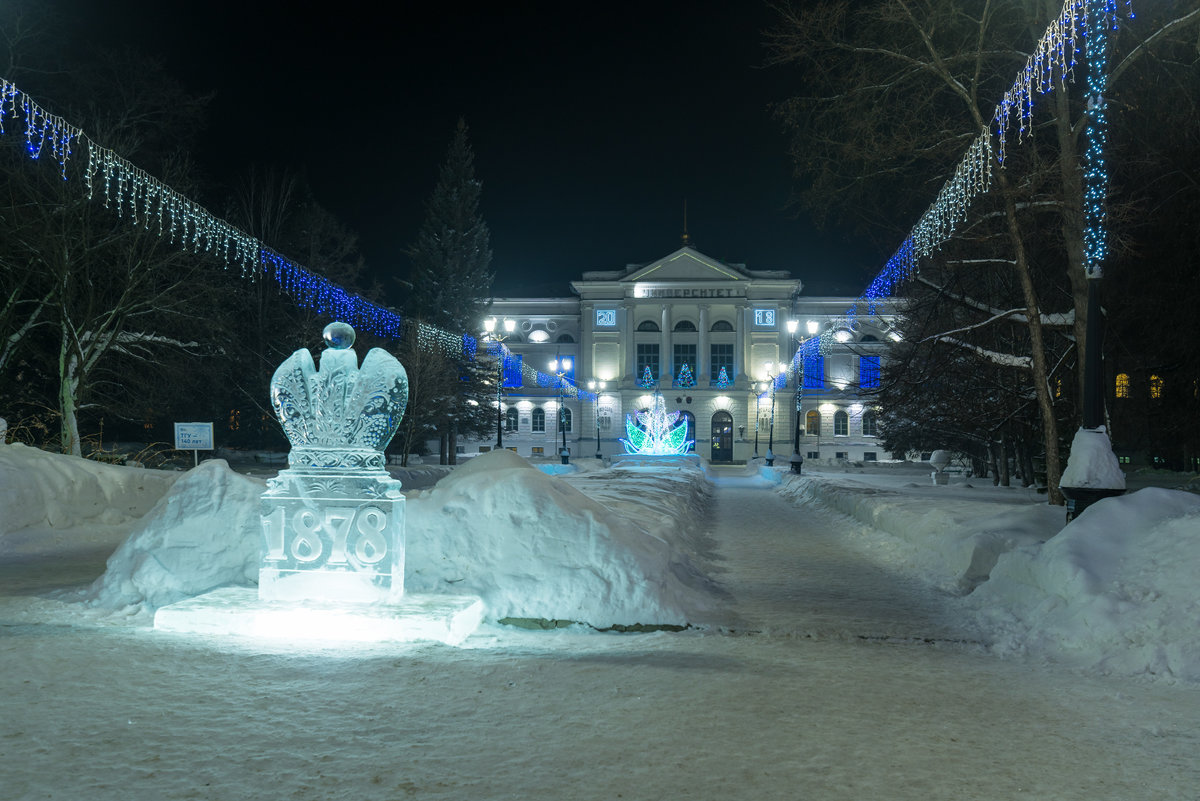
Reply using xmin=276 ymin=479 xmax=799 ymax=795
xmin=259 ymin=322 xmax=409 ymax=604
xmin=620 ymin=394 xmax=693 ymax=455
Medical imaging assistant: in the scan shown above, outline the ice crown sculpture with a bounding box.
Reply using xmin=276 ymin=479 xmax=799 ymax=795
xmin=270 ymin=321 xmax=409 ymax=469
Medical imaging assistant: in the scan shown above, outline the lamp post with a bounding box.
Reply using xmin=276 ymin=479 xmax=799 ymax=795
xmin=587 ymin=379 xmax=606 ymax=459
xmin=764 ymin=361 xmax=785 ymax=467
xmin=753 ymin=383 xmax=763 ymax=460
xmin=549 ymin=355 xmax=573 ymax=464
xmin=482 ymin=317 xmax=516 ymax=449
xmin=786 ymin=320 xmax=819 ymax=474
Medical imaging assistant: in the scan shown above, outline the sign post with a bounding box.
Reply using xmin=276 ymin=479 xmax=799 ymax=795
xmin=173 ymin=422 xmax=214 ymax=467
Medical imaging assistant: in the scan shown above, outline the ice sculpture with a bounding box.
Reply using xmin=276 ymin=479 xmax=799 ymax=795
xmin=259 ymin=322 xmax=410 ymax=604
xmin=620 ymin=393 xmax=693 ymax=455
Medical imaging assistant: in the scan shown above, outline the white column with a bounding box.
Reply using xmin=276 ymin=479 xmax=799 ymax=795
xmin=698 ymin=304 xmax=710 ymax=386
xmin=660 ymin=304 xmax=671 ymax=383
xmin=623 ymin=302 xmax=635 ymax=382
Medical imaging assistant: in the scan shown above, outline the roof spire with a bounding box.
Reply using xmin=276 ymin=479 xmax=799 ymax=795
xmin=681 ymin=198 xmax=691 ymax=247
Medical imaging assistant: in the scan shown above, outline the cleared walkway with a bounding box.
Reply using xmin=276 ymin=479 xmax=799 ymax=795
xmin=706 ymin=465 xmax=966 ymax=642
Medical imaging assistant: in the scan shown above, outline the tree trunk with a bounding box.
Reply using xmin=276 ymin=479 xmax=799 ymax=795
xmin=58 ymin=330 xmax=82 ymax=457
xmin=995 ymin=168 xmax=1064 ymax=505
xmin=448 ymin=420 xmax=458 ymax=465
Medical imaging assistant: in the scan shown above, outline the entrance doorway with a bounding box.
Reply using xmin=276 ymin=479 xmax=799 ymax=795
xmin=710 ymin=411 xmax=733 ymax=462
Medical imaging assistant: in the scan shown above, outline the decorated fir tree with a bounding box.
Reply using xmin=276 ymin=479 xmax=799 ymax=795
xmin=714 ymin=366 xmax=731 ymax=389
xmin=675 ymin=363 xmax=696 ymax=389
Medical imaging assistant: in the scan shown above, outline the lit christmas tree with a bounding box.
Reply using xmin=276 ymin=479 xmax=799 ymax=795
xmin=675 ymin=363 xmax=696 ymax=389
xmin=620 ymin=394 xmax=693 ymax=455
xmin=639 ymin=365 xmax=656 ymax=389
xmin=714 ymin=366 xmax=731 ymax=389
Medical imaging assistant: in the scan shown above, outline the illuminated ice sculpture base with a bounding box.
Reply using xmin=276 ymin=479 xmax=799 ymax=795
xmin=259 ymin=458 xmax=406 ymax=604
xmin=154 ymin=587 xmax=484 ymax=646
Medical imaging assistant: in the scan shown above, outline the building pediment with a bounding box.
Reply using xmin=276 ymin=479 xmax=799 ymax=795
xmin=622 ymin=247 xmax=751 ymax=283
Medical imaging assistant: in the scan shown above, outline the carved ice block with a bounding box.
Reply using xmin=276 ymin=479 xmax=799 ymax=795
xmin=259 ymin=467 xmax=405 ymax=603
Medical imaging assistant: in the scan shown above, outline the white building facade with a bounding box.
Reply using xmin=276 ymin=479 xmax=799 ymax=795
xmin=468 ymin=246 xmax=900 ymax=465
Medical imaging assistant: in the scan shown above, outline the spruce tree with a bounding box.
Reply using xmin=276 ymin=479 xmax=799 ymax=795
xmin=403 ymin=119 xmax=496 ymax=462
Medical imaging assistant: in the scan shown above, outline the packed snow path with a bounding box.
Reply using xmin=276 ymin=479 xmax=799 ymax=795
xmin=2 ymin=465 xmax=1199 ymax=800
xmin=706 ymin=466 xmax=963 ymax=642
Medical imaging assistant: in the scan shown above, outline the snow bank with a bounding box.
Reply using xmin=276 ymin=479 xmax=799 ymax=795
xmin=779 ymin=472 xmax=1061 ymax=593
xmin=0 ymin=442 xmax=178 ymax=536
xmin=405 ymin=449 xmax=718 ymax=626
xmin=84 ymin=460 xmax=265 ymax=612
xmin=66 ymin=447 xmax=718 ymax=626
xmin=966 ymin=488 xmax=1200 ymax=682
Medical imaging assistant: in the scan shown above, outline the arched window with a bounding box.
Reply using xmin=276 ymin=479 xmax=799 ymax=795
xmin=531 ymin=407 xmax=546 ymax=433
xmin=597 ymin=410 xmax=612 ymax=431
xmin=1115 ymin=373 xmax=1130 ymax=399
xmin=1150 ymin=374 xmax=1163 ymax=399
xmin=834 ymin=410 xmax=849 ymax=436
xmin=505 ymin=407 xmax=519 ymax=432
xmin=805 ymin=410 xmax=821 ymax=435
xmin=862 ymin=410 xmax=878 ymax=437
xmin=673 ymin=320 xmax=697 ymax=332
xmin=710 ymin=320 xmax=734 ymax=332
xmin=560 ymin=407 xmax=572 ymax=432
xmin=556 ymin=333 xmax=575 ymax=343
xmin=637 ymin=320 xmax=660 ymax=332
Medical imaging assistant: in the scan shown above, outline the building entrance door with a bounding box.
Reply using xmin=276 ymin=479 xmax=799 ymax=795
xmin=710 ymin=411 xmax=733 ymax=462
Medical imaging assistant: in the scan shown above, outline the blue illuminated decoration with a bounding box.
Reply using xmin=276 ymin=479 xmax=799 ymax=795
xmin=595 ymin=309 xmax=616 ymax=326
xmin=754 ymin=309 xmax=776 ymax=327
xmin=839 ymin=0 xmax=1130 ymax=328
xmin=675 ymin=363 xmax=696 ymax=389
xmin=860 ymin=356 xmax=881 ymax=389
xmin=503 ymin=353 xmax=523 ymax=388
xmin=638 ymin=366 xmax=656 ymax=389
xmin=804 ymin=354 xmax=825 ymax=390
xmin=714 ymin=366 xmax=731 ymax=389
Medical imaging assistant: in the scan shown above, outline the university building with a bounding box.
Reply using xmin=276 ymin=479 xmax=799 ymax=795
xmin=467 ymin=246 xmax=900 ymax=464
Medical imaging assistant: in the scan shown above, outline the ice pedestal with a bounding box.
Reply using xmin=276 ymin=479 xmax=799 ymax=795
xmin=258 ymin=460 xmax=406 ymax=604
xmin=154 ymin=587 xmax=484 ymax=646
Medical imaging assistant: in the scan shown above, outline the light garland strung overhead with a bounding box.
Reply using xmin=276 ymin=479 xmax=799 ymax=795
xmin=0 ymin=76 xmax=558 ymax=379
xmin=840 ymin=0 xmax=1129 ymax=333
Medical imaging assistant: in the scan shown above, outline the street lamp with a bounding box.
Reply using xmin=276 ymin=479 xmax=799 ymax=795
xmin=786 ymin=319 xmax=820 ymax=474
xmin=764 ymin=361 xmax=786 ymax=466
xmin=482 ymin=317 xmax=516 ymax=449
xmin=549 ymin=355 xmax=573 ymax=464
xmin=587 ymin=379 xmax=606 ymax=459
xmin=753 ymin=383 xmax=763 ymax=460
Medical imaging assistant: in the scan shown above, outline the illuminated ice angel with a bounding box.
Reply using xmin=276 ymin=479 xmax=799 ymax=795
xmin=620 ymin=394 xmax=693 ymax=455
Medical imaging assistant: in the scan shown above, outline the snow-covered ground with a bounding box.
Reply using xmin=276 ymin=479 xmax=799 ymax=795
xmin=2 ymin=443 xmax=1199 ymax=800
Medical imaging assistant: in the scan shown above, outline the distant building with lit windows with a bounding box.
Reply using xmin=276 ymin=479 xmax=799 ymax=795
xmin=466 ymin=246 xmax=901 ymax=464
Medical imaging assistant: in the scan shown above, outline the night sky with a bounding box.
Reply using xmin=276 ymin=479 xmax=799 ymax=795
xmin=48 ymin=1 xmax=885 ymax=299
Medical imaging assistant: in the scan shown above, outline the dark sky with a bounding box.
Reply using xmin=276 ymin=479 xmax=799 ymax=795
xmin=53 ymin=1 xmax=884 ymax=298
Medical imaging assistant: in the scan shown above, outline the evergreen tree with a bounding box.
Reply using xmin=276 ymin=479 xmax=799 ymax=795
xmin=402 ymin=119 xmax=495 ymax=462
xmin=404 ymin=118 xmax=493 ymax=332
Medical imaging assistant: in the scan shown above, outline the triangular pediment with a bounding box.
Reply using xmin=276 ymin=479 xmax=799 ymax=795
xmin=624 ymin=247 xmax=750 ymax=283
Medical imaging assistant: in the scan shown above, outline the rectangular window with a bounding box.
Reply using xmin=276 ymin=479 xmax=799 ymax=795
xmin=860 ymin=356 xmax=880 ymax=389
xmin=531 ymin=447 xmax=544 ymax=455
xmin=863 ymin=452 xmax=877 ymax=461
xmin=804 ymin=354 xmax=825 ymax=389
xmin=710 ymin=344 xmax=734 ymax=383
xmin=673 ymin=343 xmax=697 ymax=383
xmin=807 ymin=451 xmax=820 ymax=459
xmin=502 ymin=354 xmax=523 ymax=388
xmin=636 ymin=343 xmax=660 ymax=379
xmin=835 ymin=451 xmax=848 ymax=459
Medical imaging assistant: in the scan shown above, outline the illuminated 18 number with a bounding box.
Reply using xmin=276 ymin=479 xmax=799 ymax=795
xmin=262 ymin=506 xmax=389 ymax=566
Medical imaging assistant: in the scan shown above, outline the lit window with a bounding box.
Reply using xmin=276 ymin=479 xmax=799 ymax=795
xmin=834 ymin=410 xmax=848 ymax=436
xmin=805 ymin=410 xmax=821 ymax=435
xmin=1150 ymin=374 xmax=1163 ymax=399
xmin=860 ymin=356 xmax=880 ymax=389
xmin=1115 ymin=373 xmax=1129 ymax=399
